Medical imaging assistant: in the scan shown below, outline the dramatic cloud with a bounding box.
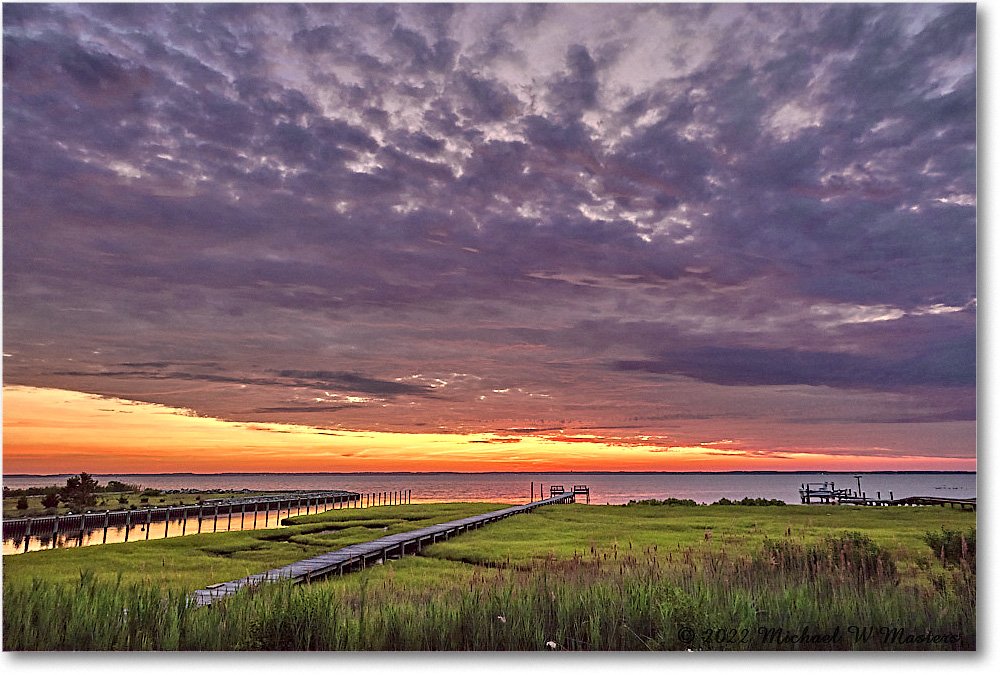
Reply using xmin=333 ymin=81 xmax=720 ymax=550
xmin=2 ymin=3 xmax=976 ymax=465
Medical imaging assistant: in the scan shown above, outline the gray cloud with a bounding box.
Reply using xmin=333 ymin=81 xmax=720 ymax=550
xmin=2 ymin=3 xmax=976 ymax=459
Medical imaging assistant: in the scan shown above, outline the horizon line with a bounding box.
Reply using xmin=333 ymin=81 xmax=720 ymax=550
xmin=4 ymin=469 xmax=976 ymax=477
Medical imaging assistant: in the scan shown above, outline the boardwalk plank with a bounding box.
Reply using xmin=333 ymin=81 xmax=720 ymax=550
xmin=193 ymin=492 xmax=576 ymax=606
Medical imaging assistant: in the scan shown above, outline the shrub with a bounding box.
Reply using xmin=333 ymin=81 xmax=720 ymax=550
xmin=924 ymin=527 xmax=975 ymax=572
xmin=626 ymin=498 xmax=698 ymax=507
xmin=16 ymin=496 xmax=29 ymax=510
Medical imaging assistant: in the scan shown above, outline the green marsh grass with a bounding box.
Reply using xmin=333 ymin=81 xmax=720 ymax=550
xmin=3 ymin=502 xmax=975 ymax=650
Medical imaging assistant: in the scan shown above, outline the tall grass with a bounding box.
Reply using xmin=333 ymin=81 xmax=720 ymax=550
xmin=4 ymin=528 xmax=974 ymax=651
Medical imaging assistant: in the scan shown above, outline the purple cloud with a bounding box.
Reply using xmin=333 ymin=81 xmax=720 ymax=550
xmin=2 ymin=3 xmax=976 ymax=461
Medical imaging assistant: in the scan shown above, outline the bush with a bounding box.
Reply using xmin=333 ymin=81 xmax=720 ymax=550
xmin=41 ymin=492 xmax=61 ymax=509
xmin=16 ymin=496 xmax=29 ymax=510
xmin=626 ymin=498 xmax=698 ymax=507
xmin=712 ymin=497 xmax=786 ymax=506
xmin=924 ymin=527 xmax=975 ymax=572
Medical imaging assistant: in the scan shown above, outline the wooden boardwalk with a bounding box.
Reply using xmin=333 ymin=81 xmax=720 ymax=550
xmin=889 ymin=495 xmax=976 ymax=510
xmin=799 ymin=482 xmax=976 ymax=510
xmin=3 ymin=490 xmax=363 ymax=541
xmin=192 ymin=491 xmax=578 ymax=607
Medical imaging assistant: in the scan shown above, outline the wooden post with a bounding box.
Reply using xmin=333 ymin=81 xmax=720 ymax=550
xmin=146 ymin=509 xmax=152 ymax=539
xmin=182 ymin=508 xmax=188 ymax=535
xmin=213 ymin=504 xmax=219 ymax=533
xmin=253 ymin=504 xmax=258 ymax=528
xmin=198 ymin=505 xmax=204 ymax=534
xmin=228 ymin=504 xmax=233 ymax=530
xmin=165 ymin=508 xmax=171 ymax=538
xmin=123 ymin=512 xmax=130 ymax=542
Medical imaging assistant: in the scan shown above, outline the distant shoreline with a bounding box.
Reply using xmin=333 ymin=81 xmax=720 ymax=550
xmin=5 ymin=470 xmax=976 ymax=477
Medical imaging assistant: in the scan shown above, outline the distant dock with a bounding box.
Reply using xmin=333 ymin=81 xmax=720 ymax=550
xmin=799 ymin=482 xmax=975 ymax=510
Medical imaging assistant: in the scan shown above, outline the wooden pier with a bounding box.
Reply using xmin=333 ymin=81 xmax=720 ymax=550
xmin=888 ymin=496 xmax=976 ymax=510
xmin=192 ymin=490 xmax=580 ymax=607
xmin=799 ymin=482 xmax=975 ymax=510
xmin=2 ymin=490 xmax=370 ymax=544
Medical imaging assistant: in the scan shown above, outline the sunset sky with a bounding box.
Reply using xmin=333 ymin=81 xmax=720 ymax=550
xmin=2 ymin=3 xmax=977 ymax=474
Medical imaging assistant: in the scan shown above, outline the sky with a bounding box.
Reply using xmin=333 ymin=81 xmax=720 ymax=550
xmin=1 ymin=2 xmax=977 ymax=474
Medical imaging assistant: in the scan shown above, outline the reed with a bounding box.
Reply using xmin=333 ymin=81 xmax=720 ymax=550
xmin=4 ymin=525 xmax=975 ymax=651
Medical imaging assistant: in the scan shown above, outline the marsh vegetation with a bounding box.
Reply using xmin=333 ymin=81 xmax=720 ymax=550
xmin=3 ymin=502 xmax=975 ymax=650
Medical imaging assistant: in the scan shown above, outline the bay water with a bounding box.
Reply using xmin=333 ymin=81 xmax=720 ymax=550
xmin=3 ymin=471 xmax=975 ymax=555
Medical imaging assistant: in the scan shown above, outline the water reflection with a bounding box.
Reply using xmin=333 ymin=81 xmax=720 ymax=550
xmin=3 ymin=499 xmax=356 ymax=555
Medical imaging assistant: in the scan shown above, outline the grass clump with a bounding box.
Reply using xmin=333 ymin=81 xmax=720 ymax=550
xmin=758 ymin=531 xmax=897 ymax=584
xmin=923 ymin=526 xmax=976 ymax=572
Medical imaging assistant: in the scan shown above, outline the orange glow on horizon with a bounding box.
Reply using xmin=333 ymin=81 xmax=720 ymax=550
xmin=1 ymin=385 xmax=975 ymax=474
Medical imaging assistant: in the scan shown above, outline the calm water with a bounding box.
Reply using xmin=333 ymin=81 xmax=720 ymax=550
xmin=4 ymin=472 xmax=975 ymax=555
xmin=2 ymin=498 xmax=354 ymax=555
xmin=4 ymin=471 xmax=976 ymax=504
